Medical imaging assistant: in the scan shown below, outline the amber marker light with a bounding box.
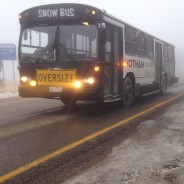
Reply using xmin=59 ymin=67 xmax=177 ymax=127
xmin=30 ymin=80 xmax=37 ymax=87
xmin=122 ymin=61 xmax=128 ymax=67
xmin=94 ymin=66 xmax=100 ymax=72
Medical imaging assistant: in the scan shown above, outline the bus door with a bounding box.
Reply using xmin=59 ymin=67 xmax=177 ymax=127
xmin=104 ymin=26 xmax=121 ymax=97
xmin=113 ymin=28 xmax=121 ymax=95
xmin=154 ymin=41 xmax=162 ymax=85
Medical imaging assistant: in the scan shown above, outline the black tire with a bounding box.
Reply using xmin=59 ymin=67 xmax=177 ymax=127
xmin=121 ymin=77 xmax=134 ymax=107
xmin=60 ymin=97 xmax=76 ymax=106
xmin=97 ymin=90 xmax=104 ymax=104
xmin=160 ymin=75 xmax=167 ymax=94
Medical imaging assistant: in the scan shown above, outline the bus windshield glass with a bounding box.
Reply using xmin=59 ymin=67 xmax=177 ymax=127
xmin=20 ymin=25 xmax=57 ymax=61
xmin=59 ymin=25 xmax=98 ymax=61
xmin=20 ymin=24 xmax=98 ymax=62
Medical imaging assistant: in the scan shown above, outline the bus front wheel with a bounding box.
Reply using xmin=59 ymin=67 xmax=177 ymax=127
xmin=121 ymin=77 xmax=134 ymax=107
xmin=160 ymin=75 xmax=167 ymax=94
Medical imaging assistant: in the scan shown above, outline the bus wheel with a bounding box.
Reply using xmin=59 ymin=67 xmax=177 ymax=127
xmin=60 ymin=97 xmax=76 ymax=106
xmin=160 ymin=75 xmax=167 ymax=94
xmin=121 ymin=77 xmax=134 ymax=107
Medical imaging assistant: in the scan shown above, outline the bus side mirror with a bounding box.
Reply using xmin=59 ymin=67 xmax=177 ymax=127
xmin=23 ymin=30 xmax=28 ymax=40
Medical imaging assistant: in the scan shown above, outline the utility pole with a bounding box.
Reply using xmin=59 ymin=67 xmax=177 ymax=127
xmin=12 ymin=60 xmax=15 ymax=90
xmin=0 ymin=60 xmax=5 ymax=91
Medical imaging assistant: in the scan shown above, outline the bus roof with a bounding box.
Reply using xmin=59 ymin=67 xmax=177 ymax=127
xmin=19 ymin=3 xmax=103 ymax=24
xmin=19 ymin=3 xmax=174 ymax=47
xmin=103 ymin=12 xmax=174 ymax=47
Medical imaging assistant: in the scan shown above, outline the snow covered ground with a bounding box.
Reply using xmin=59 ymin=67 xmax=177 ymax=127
xmin=0 ymin=80 xmax=19 ymax=98
xmin=0 ymin=85 xmax=18 ymax=98
xmin=63 ymin=100 xmax=184 ymax=184
xmin=1 ymin=80 xmax=184 ymax=183
xmin=0 ymin=91 xmax=18 ymax=99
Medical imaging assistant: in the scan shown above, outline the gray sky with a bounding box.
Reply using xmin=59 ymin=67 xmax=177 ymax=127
xmin=0 ymin=0 xmax=184 ymax=80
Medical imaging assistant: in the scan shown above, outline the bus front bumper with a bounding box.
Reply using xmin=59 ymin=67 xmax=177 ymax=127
xmin=18 ymin=85 xmax=102 ymax=101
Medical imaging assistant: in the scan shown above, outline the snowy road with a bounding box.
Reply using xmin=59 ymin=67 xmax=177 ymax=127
xmin=63 ymin=98 xmax=184 ymax=184
xmin=0 ymin=83 xmax=184 ymax=184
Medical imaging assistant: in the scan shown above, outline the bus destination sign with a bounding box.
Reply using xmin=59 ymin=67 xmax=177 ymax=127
xmin=38 ymin=8 xmax=75 ymax=18
xmin=19 ymin=4 xmax=102 ymax=24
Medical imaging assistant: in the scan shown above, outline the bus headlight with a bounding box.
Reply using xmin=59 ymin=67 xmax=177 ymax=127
xmin=87 ymin=77 xmax=95 ymax=84
xmin=21 ymin=76 xmax=29 ymax=83
xmin=30 ymin=80 xmax=37 ymax=87
xmin=83 ymin=77 xmax=95 ymax=85
xmin=74 ymin=81 xmax=82 ymax=88
xmin=74 ymin=77 xmax=95 ymax=88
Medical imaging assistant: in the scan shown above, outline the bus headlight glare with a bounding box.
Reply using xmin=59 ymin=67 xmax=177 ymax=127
xmin=30 ymin=80 xmax=37 ymax=87
xmin=122 ymin=61 xmax=128 ymax=67
xmin=87 ymin=77 xmax=95 ymax=84
xmin=83 ymin=22 xmax=89 ymax=26
xmin=74 ymin=81 xmax=82 ymax=88
xmin=21 ymin=76 xmax=29 ymax=83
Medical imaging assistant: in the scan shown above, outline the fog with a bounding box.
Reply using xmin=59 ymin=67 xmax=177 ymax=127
xmin=0 ymin=0 xmax=184 ymax=81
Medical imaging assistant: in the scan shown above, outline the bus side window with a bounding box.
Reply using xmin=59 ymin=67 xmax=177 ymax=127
xmin=168 ymin=45 xmax=174 ymax=60
xmin=136 ymin=31 xmax=146 ymax=58
xmin=163 ymin=44 xmax=168 ymax=57
xmin=145 ymin=35 xmax=153 ymax=59
xmin=125 ymin=26 xmax=136 ymax=56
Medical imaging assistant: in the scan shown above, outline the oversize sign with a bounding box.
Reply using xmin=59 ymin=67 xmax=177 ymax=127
xmin=0 ymin=44 xmax=16 ymax=60
xmin=37 ymin=69 xmax=76 ymax=86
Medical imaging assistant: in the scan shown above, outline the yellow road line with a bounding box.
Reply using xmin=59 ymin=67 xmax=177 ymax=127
xmin=0 ymin=93 xmax=183 ymax=183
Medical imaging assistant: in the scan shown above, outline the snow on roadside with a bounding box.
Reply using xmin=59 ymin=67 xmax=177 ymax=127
xmin=0 ymin=80 xmax=19 ymax=99
xmin=0 ymin=90 xmax=18 ymax=99
xmin=63 ymin=102 xmax=184 ymax=184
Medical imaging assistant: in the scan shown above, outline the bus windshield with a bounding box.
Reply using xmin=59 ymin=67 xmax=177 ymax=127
xmin=59 ymin=25 xmax=98 ymax=61
xmin=20 ymin=25 xmax=57 ymax=61
xmin=20 ymin=24 xmax=98 ymax=62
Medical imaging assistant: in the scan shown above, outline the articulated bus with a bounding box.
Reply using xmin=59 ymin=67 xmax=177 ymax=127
xmin=18 ymin=3 xmax=178 ymax=107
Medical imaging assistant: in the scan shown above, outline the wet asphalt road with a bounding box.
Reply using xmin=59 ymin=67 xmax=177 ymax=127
xmin=0 ymin=97 xmax=62 ymax=126
xmin=0 ymin=83 xmax=184 ymax=184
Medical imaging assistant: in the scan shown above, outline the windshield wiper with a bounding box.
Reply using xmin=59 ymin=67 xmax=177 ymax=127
xmin=33 ymin=45 xmax=55 ymax=61
xmin=59 ymin=43 xmax=75 ymax=61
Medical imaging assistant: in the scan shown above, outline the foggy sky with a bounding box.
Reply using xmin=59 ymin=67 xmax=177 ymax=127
xmin=0 ymin=0 xmax=184 ymax=80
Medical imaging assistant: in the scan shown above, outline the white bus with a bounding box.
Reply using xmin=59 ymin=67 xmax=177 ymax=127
xmin=18 ymin=3 xmax=178 ymax=107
